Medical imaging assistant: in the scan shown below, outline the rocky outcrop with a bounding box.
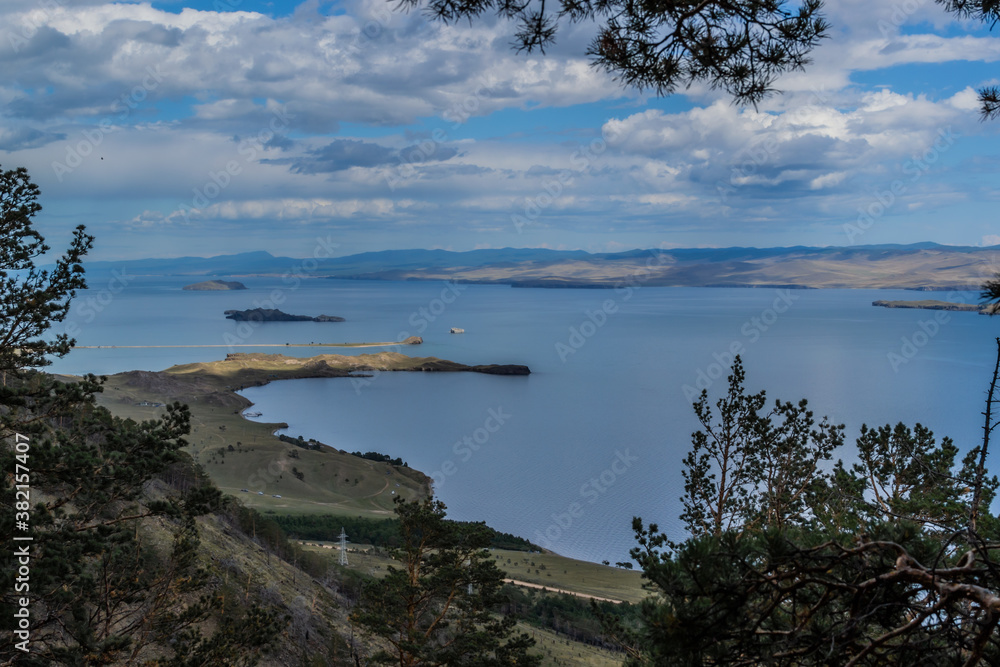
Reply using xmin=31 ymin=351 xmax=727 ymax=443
xmin=469 ymin=364 xmax=531 ymax=376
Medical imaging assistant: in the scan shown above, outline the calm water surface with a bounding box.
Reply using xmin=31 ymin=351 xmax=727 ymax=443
xmin=49 ymin=275 xmax=1000 ymax=563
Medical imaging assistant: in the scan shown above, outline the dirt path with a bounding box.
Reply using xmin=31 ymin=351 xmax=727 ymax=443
xmin=361 ymin=476 xmax=391 ymax=499
xmin=504 ymin=579 xmax=624 ymax=604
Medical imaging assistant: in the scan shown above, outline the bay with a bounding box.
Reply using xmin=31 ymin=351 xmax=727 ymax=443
xmin=48 ymin=275 xmax=1000 ymax=563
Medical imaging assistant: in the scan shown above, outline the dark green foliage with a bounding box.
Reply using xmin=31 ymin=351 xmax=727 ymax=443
xmin=396 ymin=0 xmax=1000 ymax=117
xmin=351 ymin=497 xmax=541 ymax=666
xmin=351 ymin=449 xmax=406 ymax=466
xmin=936 ymin=1 xmax=1000 ymax=118
xmin=0 ymin=356 xmax=275 ymax=664
xmin=630 ymin=523 xmax=947 ymax=665
xmin=396 ymin=0 xmax=828 ymax=106
xmin=0 ymin=166 xmax=92 ymax=378
xmin=680 ymin=356 xmax=843 ymax=537
xmin=156 ymin=603 xmax=286 ymax=667
xmin=221 ymin=503 xmax=331 ymax=578
xmin=625 ymin=353 xmax=1000 ymax=666
xmin=480 ymin=527 xmax=540 ymax=552
xmin=274 ymin=513 xmax=541 ymax=552
xmin=0 ymin=166 xmax=286 ymax=664
xmin=501 ymin=585 xmax=640 ymax=650
xmin=983 ymin=275 xmax=1000 ymax=309
xmin=278 ymin=433 xmax=323 ymax=450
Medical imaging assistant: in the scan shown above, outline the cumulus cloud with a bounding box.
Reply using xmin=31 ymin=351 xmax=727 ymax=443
xmin=268 ymin=138 xmax=460 ymax=174
xmin=2 ymin=0 xmax=999 ymax=255
xmin=164 ymin=197 xmax=403 ymax=223
xmin=0 ymin=0 xmax=615 ymax=130
xmin=599 ymin=87 xmax=981 ymax=216
xmin=0 ymin=125 xmax=65 ymax=151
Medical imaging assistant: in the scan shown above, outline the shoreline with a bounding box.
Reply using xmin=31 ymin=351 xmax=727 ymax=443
xmin=88 ymin=350 xmax=527 ymax=522
xmin=233 ymin=387 xmax=597 ymax=566
xmin=218 ymin=356 xmax=579 ymax=561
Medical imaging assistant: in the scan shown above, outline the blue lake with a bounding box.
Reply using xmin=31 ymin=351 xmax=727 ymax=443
xmin=49 ymin=275 xmax=1000 ymax=563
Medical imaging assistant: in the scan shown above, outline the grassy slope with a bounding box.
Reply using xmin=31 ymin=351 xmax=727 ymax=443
xmin=491 ymin=550 xmax=645 ymax=604
xmin=298 ymin=542 xmax=640 ymax=666
xmin=297 ymin=541 xmax=646 ymax=605
xmin=521 ymin=621 xmax=623 ymax=667
xmin=191 ymin=510 xmax=355 ymax=665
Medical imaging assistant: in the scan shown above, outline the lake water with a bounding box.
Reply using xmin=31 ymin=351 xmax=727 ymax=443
xmin=48 ymin=274 xmax=1000 ymax=563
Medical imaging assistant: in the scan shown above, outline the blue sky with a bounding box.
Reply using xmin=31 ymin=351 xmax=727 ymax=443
xmin=2 ymin=0 xmax=1000 ymax=260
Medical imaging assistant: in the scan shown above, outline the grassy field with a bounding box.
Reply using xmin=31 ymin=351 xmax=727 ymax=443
xmin=490 ymin=549 xmax=646 ymax=604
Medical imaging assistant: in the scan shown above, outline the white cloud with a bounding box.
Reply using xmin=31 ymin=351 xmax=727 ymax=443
xmin=3 ymin=0 xmax=1000 ymax=254
xmin=810 ymin=172 xmax=848 ymax=190
xmin=948 ymin=87 xmax=982 ymax=111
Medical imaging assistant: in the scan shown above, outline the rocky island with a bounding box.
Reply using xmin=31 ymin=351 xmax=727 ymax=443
xmin=183 ymin=279 xmax=247 ymax=291
xmin=224 ymin=308 xmax=345 ymax=322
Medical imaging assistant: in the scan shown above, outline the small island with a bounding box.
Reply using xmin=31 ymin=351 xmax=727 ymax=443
xmin=224 ymin=308 xmax=345 ymax=322
xmin=183 ymin=279 xmax=247 ymax=291
xmin=872 ymin=299 xmax=988 ymax=313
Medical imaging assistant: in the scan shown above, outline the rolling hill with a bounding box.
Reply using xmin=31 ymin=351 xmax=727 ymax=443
xmin=81 ymin=243 xmax=1000 ymax=291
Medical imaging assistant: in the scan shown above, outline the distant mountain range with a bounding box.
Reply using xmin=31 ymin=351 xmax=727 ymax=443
xmin=80 ymin=243 xmax=1000 ymax=290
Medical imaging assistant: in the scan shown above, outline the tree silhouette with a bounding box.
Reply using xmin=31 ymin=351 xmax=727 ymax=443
xmin=0 ymin=165 xmax=284 ymax=664
xmin=397 ymin=0 xmax=1000 ymax=115
xmin=624 ymin=347 xmax=1000 ymax=665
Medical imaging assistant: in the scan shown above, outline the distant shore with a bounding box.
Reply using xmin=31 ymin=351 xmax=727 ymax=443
xmin=872 ymin=299 xmax=989 ymax=313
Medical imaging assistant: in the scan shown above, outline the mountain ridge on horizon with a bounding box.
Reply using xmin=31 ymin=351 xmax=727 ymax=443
xmin=77 ymin=242 xmax=1000 ymax=291
xmin=82 ymin=241 xmax=997 ymax=264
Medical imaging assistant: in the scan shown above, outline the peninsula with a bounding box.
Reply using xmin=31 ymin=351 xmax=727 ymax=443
xmin=73 ymin=336 xmax=424 ymax=349
xmin=89 ymin=351 xmax=529 ymax=517
xmin=183 ymin=279 xmax=247 ymax=290
xmin=171 ymin=351 xmax=531 ymax=381
xmin=224 ymin=308 xmax=345 ymax=322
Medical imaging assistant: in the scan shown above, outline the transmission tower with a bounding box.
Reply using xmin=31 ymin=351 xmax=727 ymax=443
xmin=338 ymin=527 xmax=349 ymax=566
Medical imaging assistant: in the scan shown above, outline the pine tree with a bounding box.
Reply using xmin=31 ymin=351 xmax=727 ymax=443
xmin=626 ymin=348 xmax=1000 ymax=666
xmin=0 ymin=165 xmax=284 ymax=664
xmin=352 ymin=496 xmax=540 ymax=665
xmin=395 ymin=0 xmax=1000 ymax=116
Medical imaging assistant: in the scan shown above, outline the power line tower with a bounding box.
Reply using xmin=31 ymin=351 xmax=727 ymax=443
xmin=338 ymin=527 xmax=349 ymax=566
